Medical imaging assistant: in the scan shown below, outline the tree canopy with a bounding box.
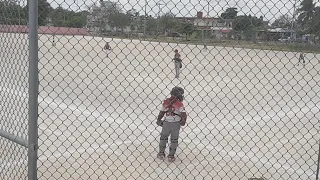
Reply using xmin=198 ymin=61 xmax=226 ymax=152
xmin=221 ymin=8 xmax=238 ymax=19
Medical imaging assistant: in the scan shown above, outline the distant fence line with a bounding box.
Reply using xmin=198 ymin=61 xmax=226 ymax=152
xmin=0 ymin=25 xmax=88 ymax=35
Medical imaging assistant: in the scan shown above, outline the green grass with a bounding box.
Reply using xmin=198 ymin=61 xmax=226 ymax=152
xmin=206 ymin=40 xmax=320 ymax=54
xmin=105 ymin=34 xmax=320 ymax=54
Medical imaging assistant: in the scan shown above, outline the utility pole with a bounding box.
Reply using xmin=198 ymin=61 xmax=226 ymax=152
xmin=317 ymin=137 xmax=320 ymax=180
xmin=156 ymin=2 xmax=164 ymax=36
xmin=201 ymin=0 xmax=211 ymax=43
xmin=144 ymin=0 xmax=147 ymax=40
xmin=290 ymin=0 xmax=297 ymax=41
xmin=207 ymin=0 xmax=210 ymax=41
xmin=15 ymin=0 xmax=21 ymax=25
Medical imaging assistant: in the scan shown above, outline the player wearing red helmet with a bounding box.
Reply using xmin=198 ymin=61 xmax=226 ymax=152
xmin=156 ymin=87 xmax=187 ymax=162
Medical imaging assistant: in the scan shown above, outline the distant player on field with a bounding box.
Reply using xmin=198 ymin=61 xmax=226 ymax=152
xmin=52 ymin=34 xmax=56 ymax=47
xmin=104 ymin=42 xmax=111 ymax=57
xmin=156 ymin=86 xmax=187 ymax=162
xmin=297 ymin=52 xmax=305 ymax=66
xmin=173 ymin=49 xmax=182 ymax=78
xmin=203 ymin=43 xmax=208 ymax=52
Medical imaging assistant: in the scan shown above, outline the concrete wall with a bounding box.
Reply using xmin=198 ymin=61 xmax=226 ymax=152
xmin=0 ymin=25 xmax=88 ymax=35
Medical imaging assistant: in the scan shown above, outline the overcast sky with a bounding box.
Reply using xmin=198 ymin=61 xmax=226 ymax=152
xmin=46 ymin=0 xmax=298 ymax=22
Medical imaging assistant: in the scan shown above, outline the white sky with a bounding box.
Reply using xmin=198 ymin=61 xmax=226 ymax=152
xmin=45 ymin=0 xmax=299 ymax=22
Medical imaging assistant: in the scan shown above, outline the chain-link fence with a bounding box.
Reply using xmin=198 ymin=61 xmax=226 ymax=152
xmin=0 ymin=0 xmax=30 ymax=179
xmin=1 ymin=0 xmax=320 ymax=179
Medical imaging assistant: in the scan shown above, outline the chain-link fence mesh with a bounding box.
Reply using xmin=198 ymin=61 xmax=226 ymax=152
xmin=0 ymin=1 xmax=29 ymax=178
xmin=1 ymin=0 xmax=320 ymax=179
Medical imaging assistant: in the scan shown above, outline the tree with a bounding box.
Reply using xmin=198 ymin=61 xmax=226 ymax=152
xmin=306 ymin=6 xmax=320 ymax=37
xmin=146 ymin=17 xmax=157 ymax=34
xmin=297 ymin=0 xmax=315 ymax=29
xmin=67 ymin=12 xmax=87 ymax=28
xmin=178 ymin=22 xmax=196 ymax=40
xmin=233 ymin=15 xmax=264 ymax=40
xmin=108 ymin=12 xmax=131 ymax=32
xmin=221 ymin=8 xmax=238 ymax=19
xmin=272 ymin=14 xmax=293 ymax=28
xmin=98 ymin=0 xmax=122 ymax=32
xmin=136 ymin=15 xmax=145 ymax=32
xmin=233 ymin=15 xmax=263 ymax=32
xmin=0 ymin=1 xmax=27 ymax=25
xmin=127 ymin=10 xmax=140 ymax=32
xmin=233 ymin=16 xmax=250 ymax=31
xmin=50 ymin=7 xmax=68 ymax=27
xmin=159 ymin=12 xmax=177 ymax=33
xmin=24 ymin=0 xmax=52 ymax=26
xmin=50 ymin=7 xmax=87 ymax=28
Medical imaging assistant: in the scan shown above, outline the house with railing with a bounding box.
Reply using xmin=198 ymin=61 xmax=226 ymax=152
xmin=175 ymin=12 xmax=233 ymax=39
xmin=86 ymin=0 xmax=132 ymax=35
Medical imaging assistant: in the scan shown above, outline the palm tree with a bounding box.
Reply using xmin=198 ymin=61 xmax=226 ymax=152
xmin=297 ymin=0 xmax=315 ymax=29
xmin=308 ymin=6 xmax=320 ymax=38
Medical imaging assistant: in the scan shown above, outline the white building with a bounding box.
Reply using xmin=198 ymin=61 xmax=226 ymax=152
xmin=211 ymin=19 xmax=233 ymax=39
xmin=87 ymin=0 xmax=131 ymax=35
xmin=176 ymin=12 xmax=233 ymax=39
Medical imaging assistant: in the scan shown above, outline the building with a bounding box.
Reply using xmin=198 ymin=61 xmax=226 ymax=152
xmin=211 ymin=19 xmax=233 ymax=39
xmin=254 ymin=28 xmax=294 ymax=41
xmin=87 ymin=7 xmax=234 ymax=38
xmin=175 ymin=12 xmax=233 ymax=39
xmin=86 ymin=4 xmax=103 ymax=35
xmin=86 ymin=0 xmax=131 ymax=35
xmin=176 ymin=12 xmax=218 ymax=29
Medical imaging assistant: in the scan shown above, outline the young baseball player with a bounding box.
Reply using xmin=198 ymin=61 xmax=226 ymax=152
xmin=173 ymin=49 xmax=182 ymax=78
xmin=203 ymin=43 xmax=208 ymax=52
xmin=156 ymin=86 xmax=187 ymax=162
xmin=104 ymin=42 xmax=111 ymax=57
xmin=297 ymin=52 xmax=305 ymax=66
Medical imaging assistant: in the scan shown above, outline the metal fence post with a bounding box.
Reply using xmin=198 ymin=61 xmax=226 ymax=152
xmin=317 ymin=139 xmax=320 ymax=180
xmin=28 ymin=0 xmax=39 ymax=178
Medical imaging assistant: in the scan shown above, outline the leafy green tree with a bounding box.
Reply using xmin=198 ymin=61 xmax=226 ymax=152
xmin=233 ymin=15 xmax=263 ymax=32
xmin=137 ymin=15 xmax=145 ymax=32
xmin=67 ymin=13 xmax=87 ymax=28
xmin=233 ymin=15 xmax=264 ymax=40
xmin=221 ymin=8 xmax=238 ymax=19
xmin=297 ymin=0 xmax=315 ymax=28
xmin=127 ymin=10 xmax=140 ymax=32
xmin=159 ymin=12 xmax=177 ymax=33
xmin=50 ymin=7 xmax=87 ymax=28
xmin=98 ymin=1 xmax=122 ymax=32
xmin=0 ymin=1 xmax=27 ymax=25
xmin=272 ymin=14 xmax=293 ymax=28
xmin=146 ymin=17 xmax=157 ymax=34
xmin=24 ymin=0 xmax=52 ymax=26
xmin=50 ymin=7 xmax=68 ymax=27
xmin=306 ymin=6 xmax=320 ymax=37
xmin=108 ymin=12 xmax=131 ymax=32
xmin=178 ymin=22 xmax=196 ymax=40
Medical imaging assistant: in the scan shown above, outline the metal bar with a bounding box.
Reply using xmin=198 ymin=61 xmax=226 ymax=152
xmin=0 ymin=129 xmax=28 ymax=148
xmin=28 ymin=0 xmax=39 ymax=178
xmin=144 ymin=0 xmax=147 ymax=39
xmin=316 ymin=139 xmax=320 ymax=180
xmin=290 ymin=0 xmax=297 ymax=40
xmin=156 ymin=2 xmax=163 ymax=37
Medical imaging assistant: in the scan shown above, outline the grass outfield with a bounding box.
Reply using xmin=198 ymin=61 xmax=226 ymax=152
xmin=105 ymin=34 xmax=320 ymax=54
